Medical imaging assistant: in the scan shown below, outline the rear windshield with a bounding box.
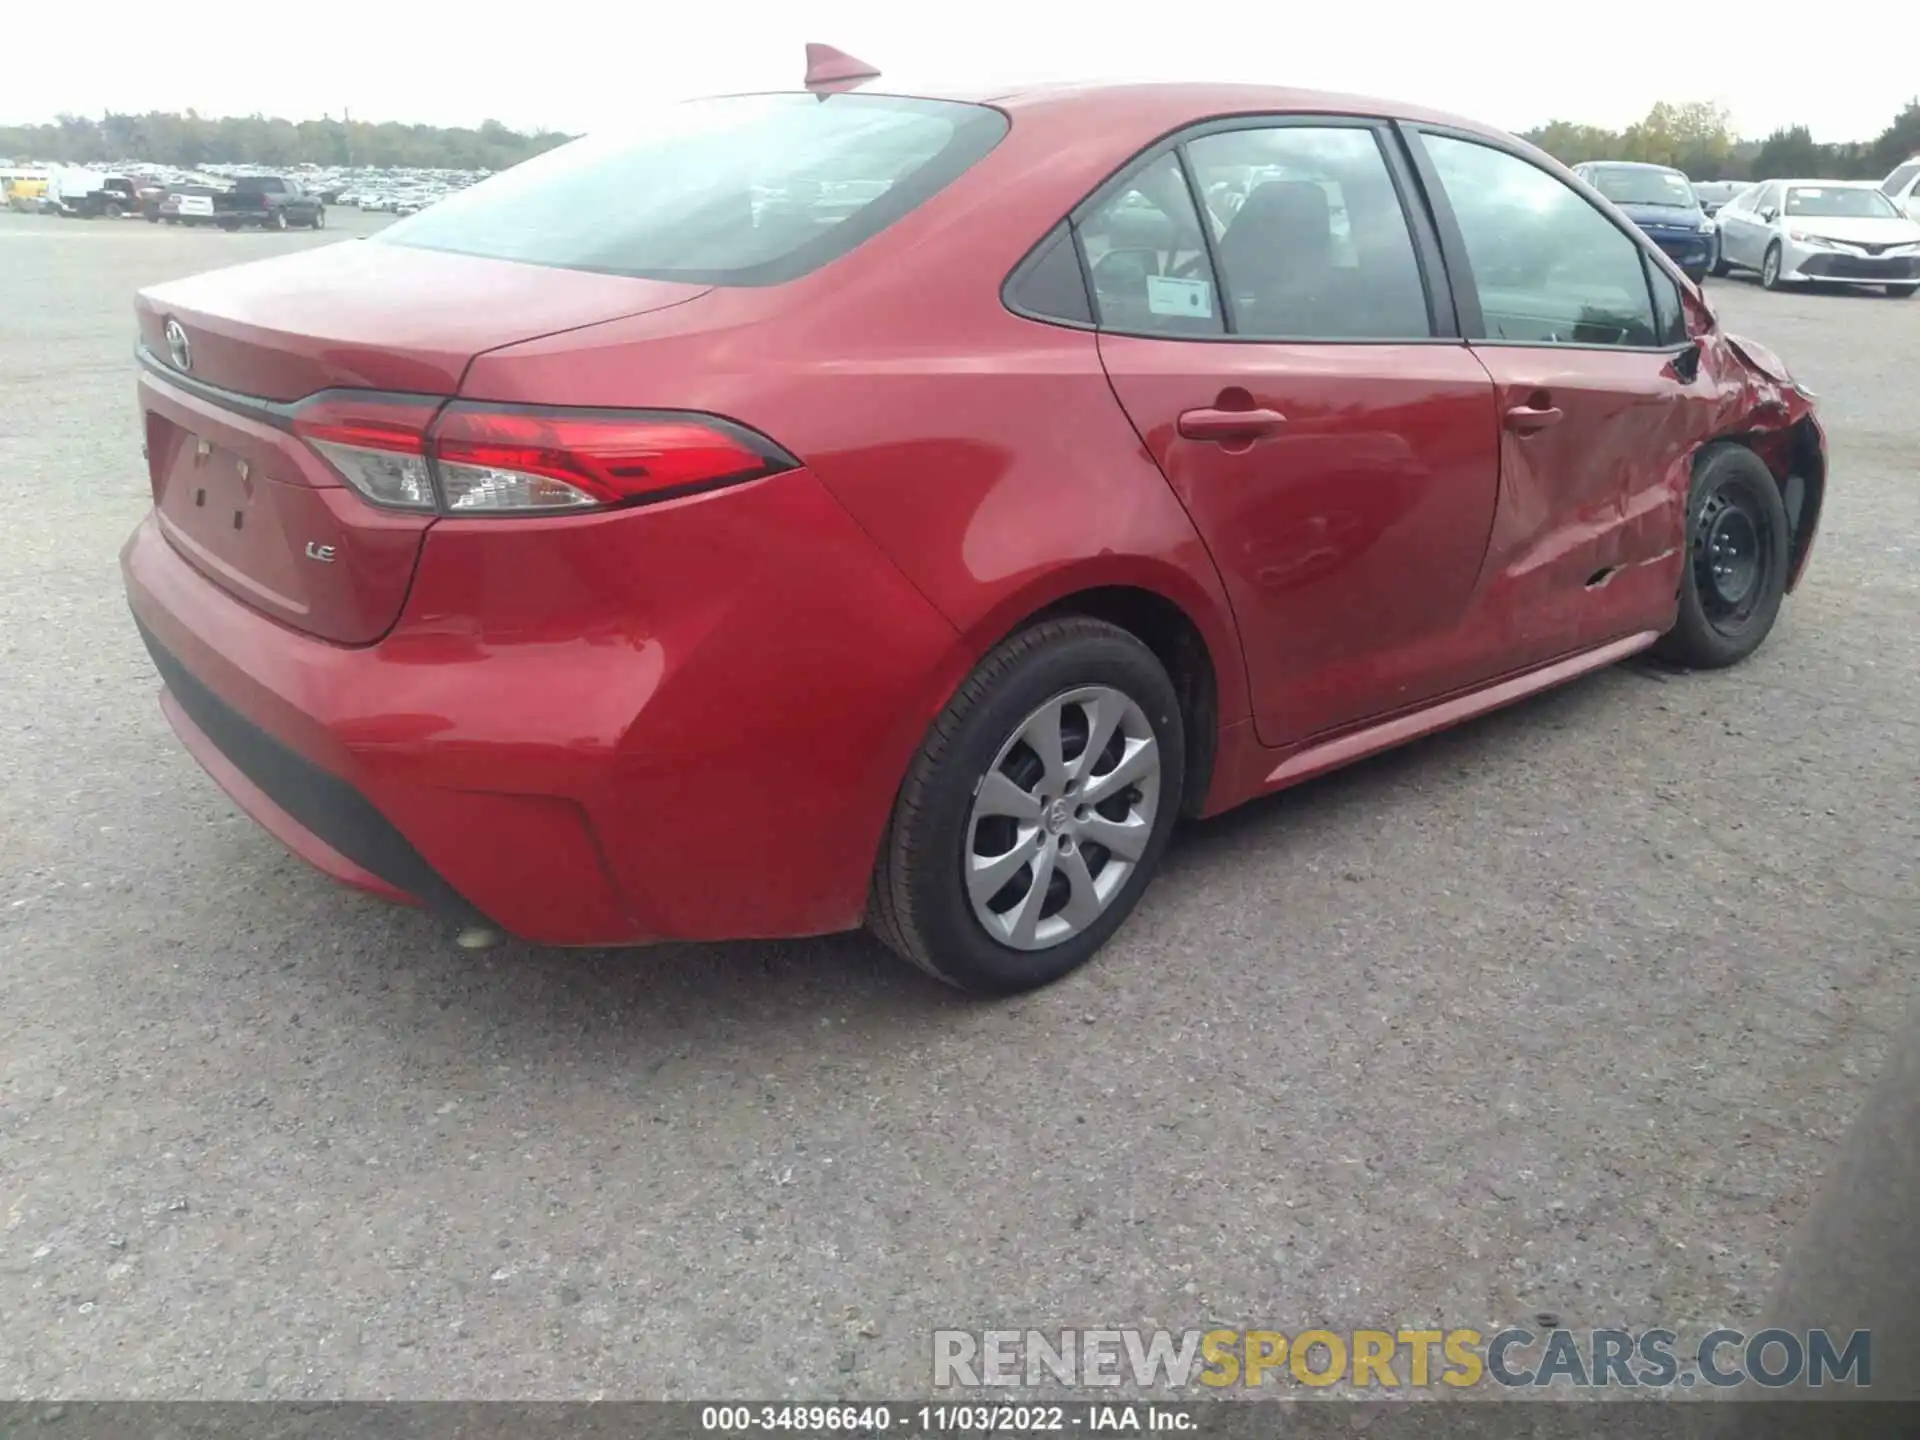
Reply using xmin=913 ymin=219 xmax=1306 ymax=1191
xmin=376 ymin=93 xmax=1009 ymax=286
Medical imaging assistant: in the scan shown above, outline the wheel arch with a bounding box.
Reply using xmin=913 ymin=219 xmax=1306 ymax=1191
xmin=1710 ymin=416 xmax=1824 ymax=594
xmin=942 ymin=564 xmax=1249 ymax=820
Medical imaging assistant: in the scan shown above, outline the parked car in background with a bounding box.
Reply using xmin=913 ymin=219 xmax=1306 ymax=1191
xmin=156 ymin=185 xmax=221 ymax=226
xmin=214 ymin=175 xmax=326 ymax=230
xmin=1881 ymin=156 xmax=1920 ymax=222
xmin=1691 ymin=179 xmax=1740 ymax=217
xmin=122 ymin=63 xmax=1827 ymax=993
xmin=1 ymin=168 xmax=49 ymax=212
xmin=1571 ymin=161 xmax=1717 ymax=282
xmin=49 ymin=168 xmax=141 ymax=218
xmin=1714 ymin=179 xmax=1920 ymax=296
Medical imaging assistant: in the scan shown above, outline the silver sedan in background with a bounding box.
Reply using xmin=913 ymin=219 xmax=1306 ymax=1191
xmin=1713 ymin=178 xmax=1920 ymax=297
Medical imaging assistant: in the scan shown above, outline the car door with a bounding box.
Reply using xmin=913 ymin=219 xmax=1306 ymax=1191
xmin=1739 ymin=183 xmax=1783 ymax=267
xmin=1713 ymin=186 xmax=1747 ymax=265
xmin=1402 ymin=126 xmax=1712 ymax=657
xmin=1881 ymin=160 xmax=1920 ymax=221
xmin=1082 ymin=120 xmax=1503 ymax=746
xmin=1716 ymin=185 xmax=1762 ymax=267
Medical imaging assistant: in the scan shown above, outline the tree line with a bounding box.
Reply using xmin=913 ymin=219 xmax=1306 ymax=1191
xmin=0 ymin=111 xmax=573 ymax=171
xmin=1523 ymin=98 xmax=1920 ymax=182
xmin=6 ymin=98 xmax=1917 ymax=182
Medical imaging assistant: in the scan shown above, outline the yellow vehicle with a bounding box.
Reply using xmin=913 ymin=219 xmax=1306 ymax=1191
xmin=2 ymin=170 xmax=51 ymax=212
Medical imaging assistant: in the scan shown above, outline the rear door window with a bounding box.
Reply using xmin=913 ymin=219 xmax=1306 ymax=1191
xmin=1076 ymin=153 xmax=1223 ymax=336
xmin=1183 ymin=124 xmax=1432 ymax=340
xmin=377 ymin=93 xmax=1008 ymax=286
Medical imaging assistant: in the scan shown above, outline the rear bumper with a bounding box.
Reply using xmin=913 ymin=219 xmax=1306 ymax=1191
xmin=121 ymin=467 xmax=961 ymax=947
xmin=141 ymin=620 xmax=471 ymax=918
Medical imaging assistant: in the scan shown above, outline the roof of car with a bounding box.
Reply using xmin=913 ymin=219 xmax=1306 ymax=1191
xmin=1774 ymin=177 xmax=1881 ymax=187
xmin=1584 ymin=160 xmax=1683 ymax=171
xmin=754 ymin=80 xmax=1513 ymax=141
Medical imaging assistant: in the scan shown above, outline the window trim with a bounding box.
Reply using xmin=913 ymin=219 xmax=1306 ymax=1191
xmin=1000 ymin=110 xmax=1461 ymax=345
xmin=1078 ymin=149 xmax=1228 ymax=337
xmin=1400 ymin=121 xmax=1699 ymax=357
xmin=1002 ymin=219 xmax=1098 ymax=330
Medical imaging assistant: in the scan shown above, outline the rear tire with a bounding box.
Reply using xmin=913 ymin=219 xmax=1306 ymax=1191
xmin=868 ymin=617 xmax=1186 ymax=995
xmin=266 ymin=210 xmax=287 ymax=231
xmin=1760 ymin=242 xmax=1785 ymax=290
xmin=1653 ymin=444 xmax=1792 ymax=670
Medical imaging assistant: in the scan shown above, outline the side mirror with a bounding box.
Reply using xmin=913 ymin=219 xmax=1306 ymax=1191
xmin=1760 ymin=207 xmax=1778 ymax=222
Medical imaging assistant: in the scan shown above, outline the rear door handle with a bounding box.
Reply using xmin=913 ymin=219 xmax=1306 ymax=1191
xmin=1177 ymin=407 xmax=1288 ymax=442
xmin=1504 ymin=403 xmax=1564 ymax=435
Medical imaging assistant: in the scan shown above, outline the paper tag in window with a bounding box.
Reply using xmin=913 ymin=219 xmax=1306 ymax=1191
xmin=1146 ymin=275 xmax=1214 ymax=319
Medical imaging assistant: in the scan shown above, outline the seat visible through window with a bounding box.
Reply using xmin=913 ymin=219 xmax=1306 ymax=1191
xmin=1185 ymin=126 xmax=1432 ymax=341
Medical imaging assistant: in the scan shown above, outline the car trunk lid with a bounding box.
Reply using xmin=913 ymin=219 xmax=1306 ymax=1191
xmin=136 ymin=239 xmax=709 ymax=400
xmin=136 ymin=242 xmax=709 ymax=642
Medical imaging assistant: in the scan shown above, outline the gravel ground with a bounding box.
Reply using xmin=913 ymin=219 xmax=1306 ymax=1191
xmin=0 ymin=208 xmax=1914 ymax=1400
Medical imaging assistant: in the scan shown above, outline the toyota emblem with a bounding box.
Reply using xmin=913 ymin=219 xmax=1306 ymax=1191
xmin=164 ymin=318 xmax=191 ymax=372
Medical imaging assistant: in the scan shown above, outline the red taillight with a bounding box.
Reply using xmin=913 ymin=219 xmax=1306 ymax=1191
xmin=432 ymin=405 xmax=785 ymax=513
xmin=288 ymin=393 xmax=795 ymax=516
xmin=292 ymin=394 xmax=439 ymax=511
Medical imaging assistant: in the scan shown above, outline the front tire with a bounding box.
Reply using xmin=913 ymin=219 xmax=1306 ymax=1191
xmin=311 ymin=208 xmax=326 ymax=230
xmin=869 ymin=617 xmax=1186 ymax=995
xmin=1653 ymin=444 xmax=1792 ymax=669
xmin=1888 ymin=284 xmax=1917 ymax=299
xmin=1761 ymin=242 xmax=1785 ymax=290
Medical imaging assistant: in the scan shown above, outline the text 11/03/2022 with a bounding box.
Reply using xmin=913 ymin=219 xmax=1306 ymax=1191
xmin=700 ymin=1404 xmax=1195 ymax=1434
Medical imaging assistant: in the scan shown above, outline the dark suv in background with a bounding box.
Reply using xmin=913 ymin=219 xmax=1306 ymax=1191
xmin=214 ymin=175 xmax=326 ymax=231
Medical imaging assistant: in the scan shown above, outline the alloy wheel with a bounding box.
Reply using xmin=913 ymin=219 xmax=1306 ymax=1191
xmin=964 ymin=686 xmax=1161 ymax=952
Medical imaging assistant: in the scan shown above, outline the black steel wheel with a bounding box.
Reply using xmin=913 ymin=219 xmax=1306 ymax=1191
xmin=1654 ymin=444 xmax=1792 ymax=669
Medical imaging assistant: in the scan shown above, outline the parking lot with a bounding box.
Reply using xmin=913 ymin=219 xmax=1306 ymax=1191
xmin=1 ymin=206 xmax=1915 ymax=1399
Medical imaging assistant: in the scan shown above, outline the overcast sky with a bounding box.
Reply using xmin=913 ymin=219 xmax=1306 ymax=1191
xmin=8 ymin=0 xmax=1912 ymax=144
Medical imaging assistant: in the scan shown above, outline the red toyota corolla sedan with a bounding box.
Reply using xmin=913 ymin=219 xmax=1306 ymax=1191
xmin=122 ymin=55 xmax=1826 ymax=993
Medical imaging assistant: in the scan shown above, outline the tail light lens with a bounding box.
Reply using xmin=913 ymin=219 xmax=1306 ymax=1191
xmin=291 ymin=395 xmax=440 ymax=511
xmin=433 ymin=405 xmax=788 ymax=513
xmin=290 ymin=393 xmax=796 ymax=516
